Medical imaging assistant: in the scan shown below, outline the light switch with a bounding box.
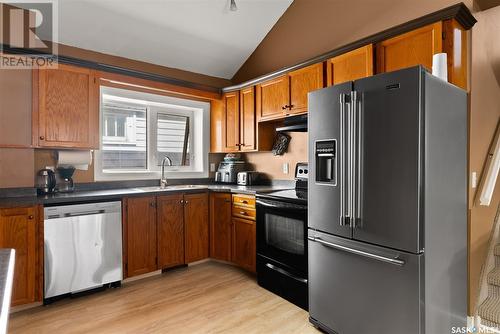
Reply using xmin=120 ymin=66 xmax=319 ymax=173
xmin=471 ymin=172 xmax=477 ymax=188
xmin=282 ymin=162 xmax=289 ymax=174
xmin=210 ymin=163 xmax=216 ymax=172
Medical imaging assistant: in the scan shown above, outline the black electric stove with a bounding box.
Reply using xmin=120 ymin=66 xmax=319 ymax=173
xmin=256 ymin=163 xmax=309 ymax=310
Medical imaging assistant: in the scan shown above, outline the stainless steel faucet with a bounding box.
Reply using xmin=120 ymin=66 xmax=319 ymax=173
xmin=160 ymin=156 xmax=173 ymax=188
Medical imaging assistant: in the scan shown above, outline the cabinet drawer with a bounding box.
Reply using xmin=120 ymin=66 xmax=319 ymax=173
xmin=232 ymin=206 xmax=256 ymax=221
xmin=232 ymin=194 xmax=255 ymax=208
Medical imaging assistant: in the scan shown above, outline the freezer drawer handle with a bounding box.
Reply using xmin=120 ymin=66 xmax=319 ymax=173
xmin=308 ymin=237 xmax=405 ymax=266
xmin=265 ymin=263 xmax=308 ymax=284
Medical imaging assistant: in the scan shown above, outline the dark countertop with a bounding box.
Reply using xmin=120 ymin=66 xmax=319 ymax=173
xmin=0 ymin=249 xmax=15 ymax=333
xmin=0 ymin=183 xmax=292 ymax=208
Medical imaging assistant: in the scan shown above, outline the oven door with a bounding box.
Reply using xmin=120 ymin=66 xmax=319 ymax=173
xmin=256 ymin=197 xmax=307 ymax=274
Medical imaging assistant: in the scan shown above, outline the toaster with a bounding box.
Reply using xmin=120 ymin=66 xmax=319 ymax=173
xmin=237 ymin=171 xmax=260 ymax=186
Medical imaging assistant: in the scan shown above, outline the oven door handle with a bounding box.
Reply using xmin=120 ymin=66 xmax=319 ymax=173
xmin=265 ymin=263 xmax=308 ymax=284
xmin=256 ymin=199 xmax=307 ymax=211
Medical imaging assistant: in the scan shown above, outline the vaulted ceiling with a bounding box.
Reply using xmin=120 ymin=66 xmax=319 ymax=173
xmin=57 ymin=0 xmax=293 ymax=79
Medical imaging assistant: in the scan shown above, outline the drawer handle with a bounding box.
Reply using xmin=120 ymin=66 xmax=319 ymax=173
xmin=240 ymin=200 xmax=248 ymax=204
xmin=239 ymin=211 xmax=247 ymax=216
xmin=28 ymin=215 xmax=34 ymax=220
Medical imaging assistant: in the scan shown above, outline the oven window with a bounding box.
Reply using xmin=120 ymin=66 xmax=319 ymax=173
xmin=264 ymin=213 xmax=304 ymax=255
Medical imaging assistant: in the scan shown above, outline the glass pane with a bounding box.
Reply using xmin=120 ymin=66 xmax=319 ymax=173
xmin=156 ymin=113 xmax=190 ymax=166
xmin=264 ymin=213 xmax=304 ymax=255
xmin=101 ymin=104 xmax=147 ymax=170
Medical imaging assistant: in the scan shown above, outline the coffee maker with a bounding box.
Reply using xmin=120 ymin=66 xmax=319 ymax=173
xmin=56 ymin=167 xmax=76 ymax=193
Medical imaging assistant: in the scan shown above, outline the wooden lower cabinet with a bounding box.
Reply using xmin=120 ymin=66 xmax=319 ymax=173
xmin=0 ymin=206 xmax=40 ymax=306
xmin=210 ymin=193 xmax=232 ymax=261
xmin=231 ymin=217 xmax=256 ymax=273
xmin=184 ymin=193 xmax=209 ymax=263
xmin=125 ymin=196 xmax=158 ymax=277
xmin=157 ymin=194 xmax=185 ymax=269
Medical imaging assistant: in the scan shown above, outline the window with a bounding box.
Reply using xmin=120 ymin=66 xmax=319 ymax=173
xmin=95 ymin=86 xmax=210 ymax=180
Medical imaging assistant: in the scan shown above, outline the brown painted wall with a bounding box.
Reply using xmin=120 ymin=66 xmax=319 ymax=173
xmin=57 ymin=44 xmax=231 ymax=90
xmin=232 ymin=0 xmax=473 ymax=83
xmin=0 ymin=148 xmax=34 ymax=187
xmin=244 ymin=132 xmax=307 ymax=180
xmin=468 ymin=5 xmax=500 ymax=313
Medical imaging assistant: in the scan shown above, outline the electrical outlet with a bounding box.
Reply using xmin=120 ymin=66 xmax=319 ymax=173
xmin=471 ymin=172 xmax=477 ymax=188
xmin=282 ymin=162 xmax=289 ymax=174
xmin=210 ymin=163 xmax=216 ymax=172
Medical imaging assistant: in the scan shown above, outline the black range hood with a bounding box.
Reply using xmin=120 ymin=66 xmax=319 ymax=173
xmin=276 ymin=114 xmax=308 ymax=132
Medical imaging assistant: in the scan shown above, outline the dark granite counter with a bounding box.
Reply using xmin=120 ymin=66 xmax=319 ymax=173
xmin=0 ymin=182 xmax=293 ymax=208
xmin=0 ymin=249 xmax=15 ymax=334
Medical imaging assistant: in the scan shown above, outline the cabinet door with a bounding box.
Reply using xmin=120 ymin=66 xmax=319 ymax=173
xmin=0 ymin=206 xmax=38 ymax=306
xmin=210 ymin=99 xmax=226 ymax=153
xmin=224 ymin=92 xmax=240 ymax=152
xmin=184 ymin=193 xmax=209 ymax=263
xmin=125 ymin=196 xmax=157 ymax=277
xmin=256 ymin=75 xmax=289 ymax=121
xmin=209 ymin=193 xmax=232 ymax=261
xmin=239 ymin=87 xmax=256 ymax=151
xmin=157 ymin=194 xmax=185 ymax=269
xmin=37 ymin=64 xmax=98 ymax=148
xmin=327 ymin=45 xmax=374 ymax=85
xmin=232 ymin=217 xmax=256 ymax=273
xmin=288 ymin=63 xmax=324 ymax=114
xmin=376 ymin=22 xmax=442 ymax=74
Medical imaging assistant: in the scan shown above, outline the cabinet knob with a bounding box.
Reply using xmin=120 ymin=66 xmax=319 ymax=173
xmin=28 ymin=215 xmax=34 ymax=220
xmin=282 ymin=105 xmax=288 ymax=110
xmin=39 ymin=136 xmax=44 ymax=140
xmin=180 ymin=199 xmax=184 ymax=204
xmin=185 ymin=201 xmax=189 ymax=204
xmin=288 ymin=104 xmax=294 ymax=109
xmin=150 ymin=202 xmax=155 ymax=208
xmin=241 ymin=200 xmax=248 ymax=204
xmin=239 ymin=211 xmax=247 ymax=216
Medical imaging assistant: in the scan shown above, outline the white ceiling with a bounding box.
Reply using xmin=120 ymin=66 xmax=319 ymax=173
xmin=57 ymin=0 xmax=293 ymax=79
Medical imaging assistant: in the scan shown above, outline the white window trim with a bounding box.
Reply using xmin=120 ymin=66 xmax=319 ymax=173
xmin=94 ymin=86 xmax=210 ymax=181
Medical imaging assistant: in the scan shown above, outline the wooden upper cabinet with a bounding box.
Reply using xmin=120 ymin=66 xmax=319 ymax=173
xmin=256 ymin=75 xmax=289 ymax=121
xmin=376 ymin=22 xmax=442 ymax=74
xmin=157 ymin=194 xmax=185 ymax=269
xmin=210 ymin=99 xmax=226 ymax=153
xmin=35 ymin=64 xmax=98 ymax=149
xmin=209 ymin=193 xmax=232 ymax=262
xmin=224 ymin=92 xmax=240 ymax=151
xmin=239 ymin=87 xmax=256 ymax=151
xmin=0 ymin=206 xmax=38 ymax=306
xmin=288 ymin=63 xmax=324 ymax=114
xmin=184 ymin=192 xmax=209 ymax=263
xmin=231 ymin=217 xmax=256 ymax=273
xmin=442 ymin=19 xmax=468 ymax=90
xmin=125 ymin=196 xmax=157 ymax=277
xmin=327 ymin=45 xmax=374 ymax=85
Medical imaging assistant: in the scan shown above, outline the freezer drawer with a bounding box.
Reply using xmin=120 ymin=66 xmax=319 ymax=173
xmin=308 ymin=231 xmax=423 ymax=334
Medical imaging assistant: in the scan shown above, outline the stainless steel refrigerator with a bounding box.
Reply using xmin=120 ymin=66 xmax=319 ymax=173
xmin=307 ymin=66 xmax=467 ymax=334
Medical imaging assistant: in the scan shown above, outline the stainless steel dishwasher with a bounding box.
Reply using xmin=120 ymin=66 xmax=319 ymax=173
xmin=44 ymin=201 xmax=122 ymax=300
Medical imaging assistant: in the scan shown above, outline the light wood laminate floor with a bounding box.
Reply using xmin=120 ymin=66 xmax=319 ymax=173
xmin=9 ymin=261 xmax=320 ymax=334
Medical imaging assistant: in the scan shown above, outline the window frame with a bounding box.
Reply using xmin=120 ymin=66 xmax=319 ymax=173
xmin=94 ymin=86 xmax=210 ymax=181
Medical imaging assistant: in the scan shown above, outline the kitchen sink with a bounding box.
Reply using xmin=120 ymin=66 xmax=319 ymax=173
xmin=133 ymin=185 xmax=207 ymax=192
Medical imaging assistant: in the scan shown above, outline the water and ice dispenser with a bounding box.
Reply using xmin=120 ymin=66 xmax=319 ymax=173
xmin=315 ymin=140 xmax=336 ymax=185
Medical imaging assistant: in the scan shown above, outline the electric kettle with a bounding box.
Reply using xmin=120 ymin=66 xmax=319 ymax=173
xmin=36 ymin=168 xmax=56 ymax=195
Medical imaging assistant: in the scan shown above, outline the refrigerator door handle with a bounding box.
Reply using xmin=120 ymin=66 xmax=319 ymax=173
xmin=339 ymin=94 xmax=347 ymax=226
xmin=351 ymin=90 xmax=362 ymax=226
xmin=308 ymin=236 xmax=406 ymax=266
xmin=348 ymin=91 xmax=356 ymax=228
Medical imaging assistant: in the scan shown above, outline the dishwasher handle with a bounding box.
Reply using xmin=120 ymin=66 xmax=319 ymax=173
xmin=63 ymin=209 xmax=106 ymax=218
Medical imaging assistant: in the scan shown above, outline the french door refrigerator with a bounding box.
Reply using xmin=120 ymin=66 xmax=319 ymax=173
xmin=307 ymin=66 xmax=467 ymax=334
